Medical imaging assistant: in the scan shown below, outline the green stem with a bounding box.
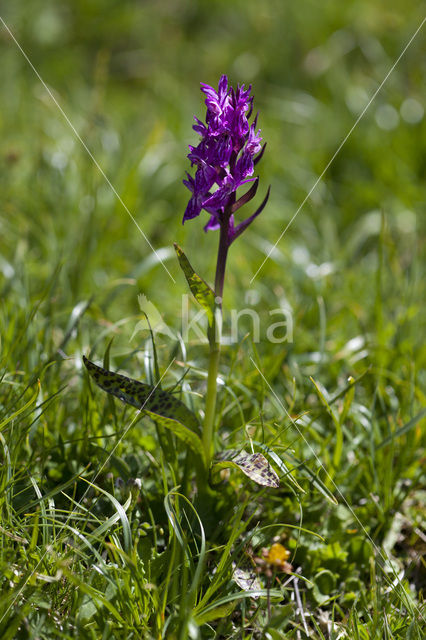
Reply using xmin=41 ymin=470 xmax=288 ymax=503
xmin=202 ymin=216 xmax=230 ymax=463
xmin=202 ymin=336 xmax=220 ymax=461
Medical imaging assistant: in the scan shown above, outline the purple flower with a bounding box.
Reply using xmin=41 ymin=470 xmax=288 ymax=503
xmin=183 ymin=75 xmax=269 ymax=244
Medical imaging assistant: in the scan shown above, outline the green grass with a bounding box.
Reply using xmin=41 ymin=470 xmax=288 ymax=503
xmin=1 ymin=1 xmax=425 ymax=638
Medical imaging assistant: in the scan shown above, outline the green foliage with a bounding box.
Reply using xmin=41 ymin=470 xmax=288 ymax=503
xmin=174 ymin=243 xmax=216 ymax=327
xmin=0 ymin=0 xmax=425 ymax=638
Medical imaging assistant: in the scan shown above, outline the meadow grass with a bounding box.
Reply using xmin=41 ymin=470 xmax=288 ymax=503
xmin=0 ymin=1 xmax=425 ymax=638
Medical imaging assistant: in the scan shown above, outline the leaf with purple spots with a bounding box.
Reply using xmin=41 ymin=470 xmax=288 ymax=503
xmin=174 ymin=243 xmax=215 ymax=326
xmin=232 ymin=566 xmax=262 ymax=598
xmin=83 ymin=356 xmax=202 ymax=442
xmin=213 ymin=449 xmax=280 ymax=488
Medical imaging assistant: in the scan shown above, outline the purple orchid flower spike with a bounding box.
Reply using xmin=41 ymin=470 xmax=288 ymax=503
xmin=180 ymin=77 xmax=270 ymax=464
xmin=183 ymin=75 xmax=269 ymax=248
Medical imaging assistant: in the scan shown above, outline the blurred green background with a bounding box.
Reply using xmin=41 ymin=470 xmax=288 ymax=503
xmin=0 ymin=3 xmax=425 ymax=634
xmin=0 ymin=0 xmax=424 ymax=355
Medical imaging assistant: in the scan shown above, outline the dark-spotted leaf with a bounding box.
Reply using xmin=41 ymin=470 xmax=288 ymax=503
xmin=83 ymin=356 xmax=201 ymax=438
xmin=83 ymin=356 xmax=198 ymax=429
xmin=174 ymin=243 xmax=215 ymax=326
xmin=213 ymin=449 xmax=279 ymax=488
xmin=232 ymin=566 xmax=262 ymax=598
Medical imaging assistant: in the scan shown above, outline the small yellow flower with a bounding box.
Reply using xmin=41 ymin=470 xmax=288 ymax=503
xmin=254 ymin=542 xmax=293 ymax=577
xmin=263 ymin=543 xmax=291 ymax=569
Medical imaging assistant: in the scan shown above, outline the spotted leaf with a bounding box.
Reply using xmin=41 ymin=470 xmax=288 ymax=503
xmin=213 ymin=449 xmax=280 ymax=488
xmin=174 ymin=243 xmax=215 ymax=326
xmin=232 ymin=566 xmax=262 ymax=598
xmin=83 ymin=356 xmax=200 ymax=433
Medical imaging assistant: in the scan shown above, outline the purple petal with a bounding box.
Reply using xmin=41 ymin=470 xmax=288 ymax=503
xmin=192 ymin=117 xmax=208 ymax=137
xmin=230 ymin=186 xmax=271 ymax=241
xmin=246 ymin=123 xmax=262 ymax=155
xmin=231 ymin=177 xmax=259 ymax=213
xmin=182 ymin=172 xmax=195 ymax=193
xmin=183 ymin=194 xmax=203 ymax=222
xmin=201 ymin=75 xmax=229 ymax=118
xmin=194 ymin=163 xmax=217 ymax=193
xmin=203 ymin=213 xmax=221 ymax=232
xmin=203 ymin=174 xmax=235 ymax=209
xmin=235 ymin=151 xmax=255 ymax=182
xmin=215 ymin=134 xmax=233 ymax=167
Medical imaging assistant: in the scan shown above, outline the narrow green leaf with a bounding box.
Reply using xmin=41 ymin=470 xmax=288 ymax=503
xmin=193 ymin=601 xmax=236 ymax=625
xmin=197 ymin=589 xmax=283 ymax=614
xmin=103 ymin=337 xmax=114 ymax=370
xmin=281 ymin=450 xmax=338 ymax=505
xmin=310 ymin=377 xmax=340 ymax=428
xmin=311 ymin=376 xmax=343 ymax=470
xmin=214 ymin=450 xmax=280 ymax=488
xmin=376 ymin=408 xmax=426 ymax=450
xmin=17 ymin=469 xmax=85 ymax=515
xmin=63 ymin=524 xmax=112 ymax=580
xmin=0 ymin=384 xmax=39 ymax=432
xmin=195 ymin=501 xmax=252 ymax=612
xmin=61 ymin=567 xmax=125 ymax=625
xmin=80 ymin=478 xmax=132 ymax=554
xmin=164 ymin=491 xmax=207 ymax=610
xmin=174 ymin=243 xmax=215 ymax=325
xmin=339 ymin=376 xmax=355 ymax=425
xmin=29 ymin=476 xmax=49 ymax=547
xmin=59 ymin=298 xmax=93 ymax=352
